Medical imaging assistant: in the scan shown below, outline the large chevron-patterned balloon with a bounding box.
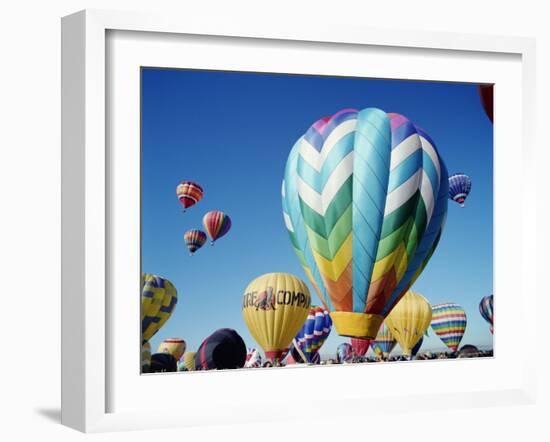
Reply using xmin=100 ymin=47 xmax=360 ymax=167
xmin=282 ymin=108 xmax=448 ymax=339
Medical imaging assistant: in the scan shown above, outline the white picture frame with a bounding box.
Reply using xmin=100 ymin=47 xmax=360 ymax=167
xmin=61 ymin=9 xmax=538 ymax=433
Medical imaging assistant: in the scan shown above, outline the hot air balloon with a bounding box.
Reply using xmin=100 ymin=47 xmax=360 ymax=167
xmin=194 ymin=328 xmax=247 ymax=370
xmin=141 ymin=342 xmax=151 ymax=373
xmin=184 ymin=229 xmax=207 ymax=255
xmin=176 ymin=181 xmax=204 ymax=211
xmin=245 ymin=348 xmax=263 ymax=368
xmin=203 ymin=210 xmax=232 ymax=245
xmin=182 ymin=351 xmax=196 ymax=371
xmin=282 ymin=108 xmax=448 ymax=339
xmin=157 ymin=338 xmax=187 ymax=361
xmin=478 ymin=84 xmax=493 ymax=122
xmin=336 ymin=343 xmax=353 ymax=363
xmin=411 ymin=336 xmax=423 ymax=358
xmin=431 ymin=303 xmax=467 ymax=352
xmin=448 ymin=173 xmax=471 ymax=208
xmin=479 ymin=294 xmax=494 ymax=334
xmin=150 ymin=353 xmax=178 ymax=373
xmin=385 ymin=290 xmax=432 ymax=357
xmin=242 ymin=273 xmax=311 ymax=364
xmin=292 ymin=305 xmax=332 ymax=363
xmin=457 ymin=344 xmax=479 ymax=358
xmin=350 ymin=338 xmax=371 ymax=357
xmin=371 ymin=322 xmax=397 ymax=360
xmin=141 ymin=274 xmax=178 ymax=344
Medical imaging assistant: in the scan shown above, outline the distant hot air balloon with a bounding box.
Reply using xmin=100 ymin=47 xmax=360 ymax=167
xmin=157 ymin=338 xmax=187 ymax=361
xmin=479 ymin=294 xmax=494 ymax=334
xmin=431 ymin=303 xmax=467 ymax=352
xmin=411 ymin=336 xmax=423 ymax=358
xmin=385 ymin=290 xmax=432 ymax=357
xmin=457 ymin=344 xmax=479 ymax=358
xmin=282 ymin=108 xmax=448 ymax=339
xmin=176 ymin=181 xmax=204 ymax=211
xmin=336 ymin=343 xmax=353 ymax=363
xmin=242 ymin=273 xmax=311 ymax=364
xmin=184 ymin=229 xmax=207 ymax=255
xmin=141 ymin=342 xmax=151 ymax=373
xmin=448 ymin=173 xmax=471 ymax=208
xmin=371 ymin=322 xmax=397 ymax=360
xmin=203 ymin=211 xmax=232 ymax=245
xmin=245 ymin=348 xmax=263 ymax=368
xmin=182 ymin=351 xmax=196 ymax=371
xmin=350 ymin=338 xmax=371 ymax=357
xmin=141 ymin=274 xmax=178 ymax=344
xmin=194 ymin=328 xmax=247 ymax=370
xmin=478 ymin=84 xmax=493 ymax=122
xmin=292 ymin=306 xmax=332 ymax=363
xmin=150 ymin=353 xmax=178 ymax=373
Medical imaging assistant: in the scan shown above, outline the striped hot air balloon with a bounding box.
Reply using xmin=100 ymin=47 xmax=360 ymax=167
xmin=448 ymin=173 xmax=471 ymax=207
xmin=282 ymin=108 xmax=448 ymax=339
xmin=479 ymin=294 xmax=494 ymax=334
xmin=244 ymin=348 xmax=263 ymax=368
xmin=141 ymin=274 xmax=178 ymax=344
xmin=157 ymin=338 xmax=187 ymax=361
xmin=184 ymin=229 xmax=207 ymax=255
xmin=431 ymin=302 xmax=467 ymax=352
xmin=371 ymin=322 xmax=397 ymax=360
xmin=176 ymin=181 xmax=204 ymax=211
xmin=336 ymin=343 xmax=353 ymax=363
xmin=292 ymin=305 xmax=332 ymax=363
xmin=203 ymin=210 xmax=232 ymax=245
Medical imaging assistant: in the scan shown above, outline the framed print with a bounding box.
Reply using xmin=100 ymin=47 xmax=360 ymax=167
xmin=61 ymin=9 xmax=537 ymax=433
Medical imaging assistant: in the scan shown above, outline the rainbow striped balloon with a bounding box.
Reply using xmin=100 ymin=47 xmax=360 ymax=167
xmin=176 ymin=181 xmax=204 ymax=211
xmin=431 ymin=302 xmax=467 ymax=352
xmin=203 ymin=210 xmax=232 ymax=244
xmin=282 ymin=108 xmax=448 ymax=339
xmin=184 ymin=229 xmax=207 ymax=255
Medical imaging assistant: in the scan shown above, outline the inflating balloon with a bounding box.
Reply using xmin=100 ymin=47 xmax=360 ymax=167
xmin=141 ymin=274 xmax=178 ymax=344
xmin=242 ymin=272 xmax=311 ymax=363
xmin=150 ymin=353 xmax=178 ymax=373
xmin=350 ymin=338 xmax=371 ymax=357
xmin=479 ymin=294 xmax=493 ymax=334
xmin=176 ymin=181 xmax=204 ymax=211
xmin=184 ymin=229 xmax=207 ymax=255
xmin=282 ymin=108 xmax=448 ymax=339
xmin=245 ymin=348 xmax=263 ymax=368
xmin=431 ymin=303 xmax=467 ymax=352
xmin=203 ymin=211 xmax=232 ymax=245
xmin=182 ymin=351 xmax=196 ymax=371
xmin=448 ymin=173 xmax=471 ymax=208
xmin=157 ymin=338 xmax=187 ymax=361
xmin=194 ymin=328 xmax=247 ymax=370
xmin=385 ymin=290 xmax=432 ymax=357
xmin=336 ymin=343 xmax=353 ymax=363
xmin=292 ymin=305 xmax=332 ymax=363
xmin=371 ymin=322 xmax=397 ymax=360
xmin=457 ymin=344 xmax=479 ymax=358
xmin=141 ymin=342 xmax=151 ymax=373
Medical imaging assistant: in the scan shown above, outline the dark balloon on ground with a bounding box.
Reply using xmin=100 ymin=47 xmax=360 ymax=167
xmin=458 ymin=344 xmax=480 ymax=358
xmin=150 ymin=352 xmax=178 ymax=372
xmin=195 ymin=328 xmax=247 ymax=370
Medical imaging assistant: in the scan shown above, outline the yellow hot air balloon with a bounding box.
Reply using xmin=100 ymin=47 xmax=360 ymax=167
xmin=183 ymin=351 xmax=196 ymax=371
xmin=242 ymin=273 xmax=311 ymax=364
xmin=141 ymin=341 xmax=151 ymax=373
xmin=385 ymin=290 xmax=432 ymax=357
xmin=157 ymin=338 xmax=186 ymax=361
xmin=141 ymin=273 xmax=178 ymax=343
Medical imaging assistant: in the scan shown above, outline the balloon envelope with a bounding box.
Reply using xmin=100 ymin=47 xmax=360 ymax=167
xmin=182 ymin=351 xmax=196 ymax=371
xmin=176 ymin=181 xmax=204 ymax=210
xmin=282 ymin=108 xmax=448 ymax=339
xmin=478 ymin=85 xmax=493 ymax=122
xmin=293 ymin=305 xmax=332 ymax=363
xmin=431 ymin=303 xmax=467 ymax=352
xmin=242 ymin=273 xmax=311 ymax=363
xmin=336 ymin=343 xmax=353 ymax=363
xmin=385 ymin=290 xmax=432 ymax=356
xmin=448 ymin=173 xmax=471 ymax=207
xmin=350 ymin=338 xmax=372 ymax=357
xmin=141 ymin=342 xmax=151 ymax=373
xmin=479 ymin=294 xmax=494 ymax=334
xmin=245 ymin=348 xmax=263 ymax=368
xmin=371 ymin=322 xmax=397 ymax=359
xmin=184 ymin=229 xmax=207 ymax=254
xmin=195 ymin=328 xmax=247 ymax=370
xmin=458 ymin=345 xmax=479 ymax=358
xmin=141 ymin=274 xmax=178 ymax=343
xmin=203 ymin=210 xmax=231 ymax=244
xmin=411 ymin=336 xmax=423 ymax=357
xmin=157 ymin=338 xmax=187 ymax=361
xmin=150 ymin=353 xmax=178 ymax=373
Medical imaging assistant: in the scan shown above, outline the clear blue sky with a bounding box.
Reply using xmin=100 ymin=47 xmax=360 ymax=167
xmin=141 ymin=68 xmax=493 ymax=358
